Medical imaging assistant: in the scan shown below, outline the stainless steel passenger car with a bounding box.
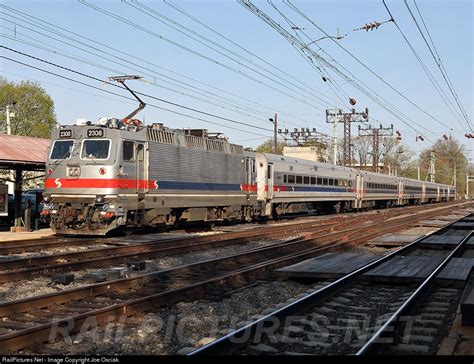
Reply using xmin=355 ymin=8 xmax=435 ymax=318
xmin=42 ymin=120 xmax=456 ymax=235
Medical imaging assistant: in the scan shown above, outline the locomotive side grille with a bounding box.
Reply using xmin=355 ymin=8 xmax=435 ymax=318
xmin=229 ymin=143 xmax=243 ymax=155
xmin=147 ymin=129 xmax=176 ymax=145
xmin=184 ymin=135 xmax=205 ymax=150
xmin=148 ymin=142 xmax=244 ymax=184
xmin=205 ymin=139 xmax=225 ymax=153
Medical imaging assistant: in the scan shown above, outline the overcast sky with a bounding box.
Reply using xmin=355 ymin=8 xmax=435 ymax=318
xmin=1 ymin=0 xmax=472 ymax=161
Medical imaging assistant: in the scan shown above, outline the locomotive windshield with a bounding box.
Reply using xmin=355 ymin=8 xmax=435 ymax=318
xmin=82 ymin=140 xmax=110 ymax=160
xmin=50 ymin=140 xmax=74 ymax=160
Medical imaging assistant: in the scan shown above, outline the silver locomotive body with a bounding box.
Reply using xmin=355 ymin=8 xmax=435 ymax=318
xmin=43 ymin=121 xmax=455 ymax=235
xmin=44 ymin=122 xmax=257 ymax=235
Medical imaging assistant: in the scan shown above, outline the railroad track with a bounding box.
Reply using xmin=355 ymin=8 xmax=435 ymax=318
xmin=0 ymin=200 xmax=461 ymax=256
xmin=0 ymin=201 xmax=468 ymax=284
xmin=189 ymin=213 xmax=473 ymax=355
xmin=0 ymin=202 xmax=471 ymax=353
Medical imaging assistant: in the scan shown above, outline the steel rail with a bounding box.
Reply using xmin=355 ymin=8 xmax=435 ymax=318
xmin=189 ymin=213 xmax=472 ymax=355
xmin=356 ymin=229 xmax=473 ymax=355
xmin=0 ymin=201 xmax=465 ymax=282
xmin=0 ymin=203 xmax=470 ymax=352
xmin=0 ymin=224 xmax=371 ymax=317
xmin=0 ymin=206 xmax=466 ymax=350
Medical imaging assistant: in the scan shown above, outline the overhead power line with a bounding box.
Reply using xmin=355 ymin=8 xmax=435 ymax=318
xmin=78 ymin=0 xmax=331 ymax=114
xmin=0 ymin=3 xmax=316 ymax=127
xmin=0 ymin=46 xmax=274 ymax=135
xmin=405 ymin=0 xmax=472 ymax=132
xmin=381 ymin=0 xmax=468 ymax=132
xmin=239 ymin=0 xmax=440 ymax=143
xmin=284 ymin=0 xmax=454 ymax=132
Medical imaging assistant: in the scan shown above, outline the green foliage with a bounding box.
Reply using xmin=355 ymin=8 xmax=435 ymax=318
xmin=0 ymin=77 xmax=56 ymax=138
xmin=255 ymin=138 xmax=285 ymax=155
xmin=418 ymin=137 xmax=468 ymax=193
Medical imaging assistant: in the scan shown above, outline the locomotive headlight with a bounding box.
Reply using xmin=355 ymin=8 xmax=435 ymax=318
xmin=51 ymin=209 xmax=58 ymax=214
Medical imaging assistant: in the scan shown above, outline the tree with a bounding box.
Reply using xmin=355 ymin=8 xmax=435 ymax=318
xmin=255 ymin=138 xmax=285 ymax=155
xmin=418 ymin=137 xmax=468 ymax=195
xmin=0 ymin=77 xmax=56 ymax=138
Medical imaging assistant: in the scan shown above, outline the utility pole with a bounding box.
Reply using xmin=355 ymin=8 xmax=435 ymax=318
xmin=269 ymin=114 xmax=277 ymax=153
xmin=273 ymin=113 xmax=277 ymax=154
xmin=466 ymin=172 xmax=473 ymax=199
xmin=6 ymin=104 xmax=11 ymax=135
xmin=332 ymin=95 xmax=338 ymax=165
xmin=453 ymin=161 xmax=456 ymax=188
xmin=4 ymin=104 xmax=15 ymax=135
xmin=326 ymin=108 xmax=369 ymax=166
xmin=358 ymin=123 xmax=393 ymax=173
xmin=427 ymin=151 xmax=436 ymax=183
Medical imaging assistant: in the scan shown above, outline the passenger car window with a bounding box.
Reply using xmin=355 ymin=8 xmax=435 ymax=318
xmin=296 ymin=176 xmax=302 ymax=184
xmin=311 ymin=177 xmax=316 ymax=185
xmin=288 ymin=175 xmax=295 ymax=184
xmin=82 ymin=140 xmax=110 ymax=160
xmin=317 ymin=177 xmax=322 ymax=185
xmin=50 ymin=140 xmax=74 ymax=160
xmin=304 ymin=176 xmax=310 ymax=184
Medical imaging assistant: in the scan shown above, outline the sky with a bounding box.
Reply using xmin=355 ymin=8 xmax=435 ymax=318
xmin=0 ymin=0 xmax=472 ymax=162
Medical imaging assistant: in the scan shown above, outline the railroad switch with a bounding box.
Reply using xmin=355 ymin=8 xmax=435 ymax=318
xmin=52 ymin=273 xmax=75 ymax=285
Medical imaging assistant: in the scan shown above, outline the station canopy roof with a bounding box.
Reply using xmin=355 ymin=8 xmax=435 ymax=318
xmin=0 ymin=134 xmax=50 ymax=171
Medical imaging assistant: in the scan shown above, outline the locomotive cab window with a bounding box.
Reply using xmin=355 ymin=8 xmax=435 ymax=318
xmin=50 ymin=140 xmax=74 ymax=160
xmin=123 ymin=141 xmax=135 ymax=162
xmin=81 ymin=140 xmax=110 ymax=160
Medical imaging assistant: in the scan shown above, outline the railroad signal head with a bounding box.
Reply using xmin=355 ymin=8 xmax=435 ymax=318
xmin=349 ymin=98 xmax=357 ymax=106
xmin=443 ymin=134 xmax=449 ymax=140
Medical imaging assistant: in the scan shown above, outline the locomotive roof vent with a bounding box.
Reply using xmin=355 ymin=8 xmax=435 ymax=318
xmin=182 ymin=128 xmax=208 ymax=138
xmin=76 ymin=118 xmax=92 ymax=126
xmin=151 ymin=123 xmax=165 ymax=130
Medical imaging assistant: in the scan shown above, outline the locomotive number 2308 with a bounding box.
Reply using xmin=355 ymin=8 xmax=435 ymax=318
xmin=87 ymin=129 xmax=104 ymax=138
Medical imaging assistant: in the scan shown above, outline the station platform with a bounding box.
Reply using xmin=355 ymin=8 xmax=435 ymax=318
xmin=0 ymin=228 xmax=54 ymax=243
